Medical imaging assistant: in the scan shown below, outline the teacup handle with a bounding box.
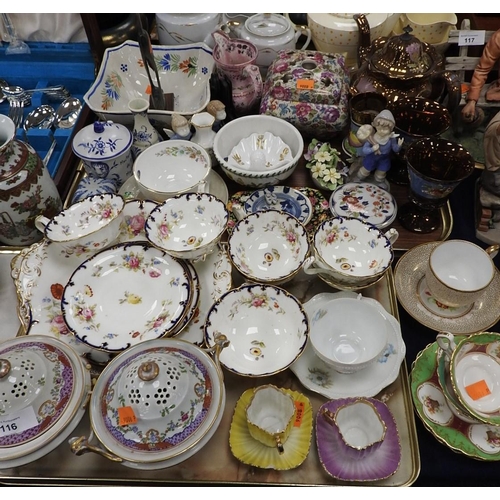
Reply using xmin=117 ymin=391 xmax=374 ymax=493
xmin=486 ymin=244 xmax=499 ymax=260
xmin=384 ymin=228 xmax=399 ymax=245
xmin=196 ymin=180 xmax=210 ymax=194
xmin=34 ymin=214 xmax=50 ymax=234
xmin=436 ymin=331 xmax=456 ymax=361
xmin=275 ymin=436 xmax=285 ymax=455
xmin=302 ymin=255 xmax=336 ymax=277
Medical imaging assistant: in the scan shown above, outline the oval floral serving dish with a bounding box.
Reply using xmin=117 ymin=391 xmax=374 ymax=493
xmin=61 ymin=241 xmax=193 ymax=353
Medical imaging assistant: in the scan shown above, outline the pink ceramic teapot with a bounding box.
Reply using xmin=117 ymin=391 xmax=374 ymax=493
xmin=212 ymin=30 xmax=263 ymax=116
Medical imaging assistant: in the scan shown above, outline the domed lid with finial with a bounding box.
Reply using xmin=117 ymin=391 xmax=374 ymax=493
xmin=368 ymin=25 xmax=442 ymax=80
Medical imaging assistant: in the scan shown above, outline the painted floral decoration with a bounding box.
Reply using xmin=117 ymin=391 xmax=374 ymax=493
xmin=304 ymin=139 xmax=349 ymax=191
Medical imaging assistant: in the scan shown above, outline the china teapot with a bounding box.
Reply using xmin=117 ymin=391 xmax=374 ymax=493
xmin=350 ymin=15 xmax=461 ymax=115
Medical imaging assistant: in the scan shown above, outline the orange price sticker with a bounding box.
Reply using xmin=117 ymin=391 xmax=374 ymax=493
xmin=294 ymin=400 xmax=305 ymax=427
xmin=145 ymin=85 xmax=152 ymax=95
xmin=465 ymin=379 xmax=491 ymax=401
xmin=118 ymin=406 xmax=138 ymax=426
xmin=296 ymin=79 xmax=314 ymax=90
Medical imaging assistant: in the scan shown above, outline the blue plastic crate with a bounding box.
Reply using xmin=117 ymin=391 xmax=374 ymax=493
xmin=0 ymin=41 xmax=96 ymax=178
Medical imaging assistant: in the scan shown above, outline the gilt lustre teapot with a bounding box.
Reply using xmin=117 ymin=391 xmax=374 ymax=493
xmin=350 ymin=15 xmax=461 ymax=115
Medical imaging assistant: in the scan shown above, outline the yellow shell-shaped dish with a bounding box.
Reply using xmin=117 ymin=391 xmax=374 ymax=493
xmin=229 ymin=387 xmax=313 ymax=470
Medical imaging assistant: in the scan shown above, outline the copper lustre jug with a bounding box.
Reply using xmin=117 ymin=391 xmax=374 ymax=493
xmin=350 ymin=15 xmax=461 ymax=115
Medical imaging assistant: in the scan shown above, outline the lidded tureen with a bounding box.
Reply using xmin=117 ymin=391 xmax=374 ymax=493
xmin=70 ymin=335 xmax=228 ymax=469
xmin=0 ymin=336 xmax=91 ymax=469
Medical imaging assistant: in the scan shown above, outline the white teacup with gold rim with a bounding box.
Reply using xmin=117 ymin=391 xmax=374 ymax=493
xmin=245 ymin=384 xmax=296 ymax=454
xmin=426 ymin=240 xmax=498 ymax=308
xmin=35 ymin=193 xmax=124 ymax=256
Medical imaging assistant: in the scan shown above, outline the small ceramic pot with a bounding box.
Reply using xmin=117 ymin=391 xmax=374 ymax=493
xmin=35 ymin=193 xmax=125 ymax=255
xmin=72 ymin=121 xmax=134 ymax=188
xmin=128 ymin=97 xmax=161 ymax=159
xmin=245 ymin=384 xmax=296 ymax=454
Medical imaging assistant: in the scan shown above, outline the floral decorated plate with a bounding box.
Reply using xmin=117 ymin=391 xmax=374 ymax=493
xmin=229 ymin=388 xmax=313 ymax=470
xmin=244 ymin=185 xmax=313 ymax=225
xmin=410 ymin=339 xmax=500 ymax=460
xmin=118 ymin=169 xmax=229 ymax=204
xmin=329 ymin=182 xmax=397 ymax=229
xmin=117 ymin=200 xmax=158 ymax=243
xmin=394 ymin=242 xmax=500 ymax=334
xmin=61 ymin=241 xmax=193 ymax=353
xmin=227 ymin=186 xmax=330 ymax=237
xmin=175 ymin=245 xmax=232 ymax=345
xmin=83 ymin=40 xmax=214 ymax=125
xmin=316 ymin=397 xmax=401 ymax=481
xmin=227 ymin=132 xmax=293 ymax=171
xmin=289 ymin=291 xmax=406 ymax=399
xmin=204 ymin=283 xmax=309 ymax=377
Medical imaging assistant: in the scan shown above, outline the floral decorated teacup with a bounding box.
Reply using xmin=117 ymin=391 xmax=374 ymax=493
xmin=303 ymin=216 xmax=398 ymax=290
xmin=35 ymin=193 xmax=125 ymax=257
xmin=145 ymin=192 xmax=229 ymax=261
xmin=228 ymin=209 xmax=310 ymax=284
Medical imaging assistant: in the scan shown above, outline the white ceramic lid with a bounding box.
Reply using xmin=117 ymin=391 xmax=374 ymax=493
xmin=89 ymin=337 xmax=225 ymax=466
xmin=245 ymin=13 xmax=291 ymax=37
xmin=0 ymin=335 xmax=90 ymax=467
xmin=72 ymin=120 xmax=133 ymax=161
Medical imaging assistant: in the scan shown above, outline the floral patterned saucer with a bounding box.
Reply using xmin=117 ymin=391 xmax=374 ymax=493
xmin=229 ymin=388 xmax=313 ymax=470
xmin=61 ymin=241 xmax=194 ymax=353
xmin=410 ymin=339 xmax=500 ymax=460
xmin=329 ymin=182 xmax=397 ymax=229
xmin=289 ymin=291 xmax=405 ymax=399
xmin=227 ymin=186 xmax=330 ymax=237
xmin=316 ymin=397 xmax=401 ymax=482
xmin=117 ymin=200 xmax=158 ymax=243
xmin=395 ymin=242 xmax=500 ymax=334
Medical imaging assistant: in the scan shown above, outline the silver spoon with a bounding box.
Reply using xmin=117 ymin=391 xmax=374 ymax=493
xmin=23 ymin=105 xmax=56 ymax=132
xmin=54 ymin=97 xmax=82 ymax=129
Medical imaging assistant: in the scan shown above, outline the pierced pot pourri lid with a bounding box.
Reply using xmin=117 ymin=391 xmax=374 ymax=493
xmin=0 ymin=335 xmax=91 ymax=466
xmin=88 ymin=337 xmax=226 ymax=466
xmin=368 ymin=26 xmax=441 ymax=81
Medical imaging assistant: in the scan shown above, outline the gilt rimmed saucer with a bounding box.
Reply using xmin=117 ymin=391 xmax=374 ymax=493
xmin=118 ymin=169 xmax=229 ymax=204
xmin=289 ymin=291 xmax=406 ymax=399
xmin=394 ymin=242 xmax=500 ymax=334
xmin=316 ymin=397 xmax=401 ymax=482
xmin=229 ymin=387 xmax=313 ymax=470
xmin=244 ymin=185 xmax=313 ymax=225
xmin=410 ymin=339 xmax=500 ymax=461
xmin=329 ymin=182 xmax=397 ymax=229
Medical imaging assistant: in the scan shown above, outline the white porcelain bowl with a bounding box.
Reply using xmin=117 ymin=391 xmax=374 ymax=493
xmin=228 ymin=209 xmax=310 ymax=284
xmin=84 ymin=40 xmax=214 ymax=127
xmin=133 ymin=140 xmax=211 ymax=202
xmin=35 ymin=193 xmax=124 ymax=256
xmin=213 ymin=115 xmax=303 ymax=188
xmin=204 ymin=283 xmax=309 ymax=376
xmin=304 ymin=216 xmax=397 ymax=289
xmin=309 ymin=295 xmax=389 ymax=374
xmin=145 ymin=192 xmax=229 ymax=261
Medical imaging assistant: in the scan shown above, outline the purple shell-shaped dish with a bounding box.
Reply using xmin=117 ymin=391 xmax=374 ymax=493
xmin=316 ymin=397 xmax=401 ymax=482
